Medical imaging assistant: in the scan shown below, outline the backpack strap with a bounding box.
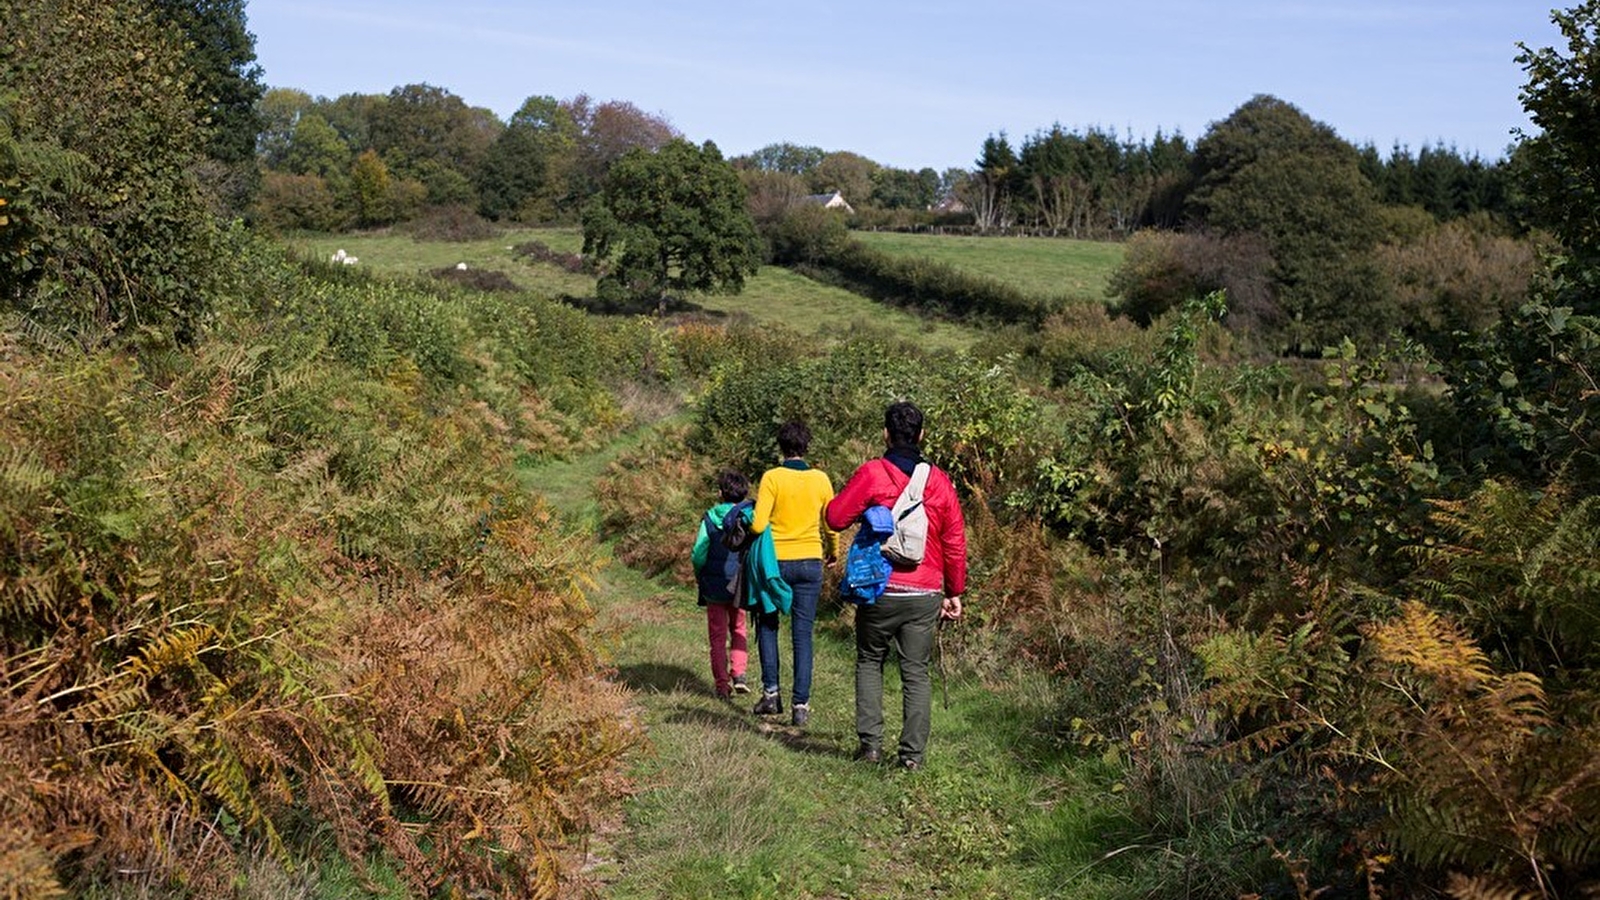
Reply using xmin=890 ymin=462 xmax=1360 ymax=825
xmin=879 ymin=459 xmax=929 ymax=503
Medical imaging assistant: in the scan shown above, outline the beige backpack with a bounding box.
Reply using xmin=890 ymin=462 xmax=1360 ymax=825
xmin=881 ymin=461 xmax=930 ymax=566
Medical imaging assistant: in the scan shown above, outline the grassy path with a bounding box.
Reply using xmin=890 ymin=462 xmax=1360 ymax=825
xmin=520 ymin=423 xmax=1136 ymax=900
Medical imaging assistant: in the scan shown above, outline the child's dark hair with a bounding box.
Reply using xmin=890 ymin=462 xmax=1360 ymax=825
xmin=716 ymin=469 xmax=749 ymax=502
xmin=777 ymin=420 xmax=811 ymax=458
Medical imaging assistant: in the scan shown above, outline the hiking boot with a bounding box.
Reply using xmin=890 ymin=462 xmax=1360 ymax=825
xmin=853 ymin=744 xmax=881 ymax=764
xmin=731 ymin=675 xmax=750 ymax=695
xmin=897 ymin=756 xmax=922 ymax=772
xmin=752 ymin=691 xmax=782 ymax=716
xmin=790 ymin=703 xmax=810 ymax=728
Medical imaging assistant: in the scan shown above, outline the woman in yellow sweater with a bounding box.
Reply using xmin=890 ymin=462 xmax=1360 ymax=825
xmin=750 ymin=420 xmax=838 ymax=728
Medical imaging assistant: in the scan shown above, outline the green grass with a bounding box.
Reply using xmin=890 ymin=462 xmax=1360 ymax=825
xmin=280 ymin=226 xmax=592 ymax=298
xmin=285 ymin=228 xmax=986 ymax=352
xmin=694 ymin=266 xmax=983 ymax=353
xmin=519 ymin=420 xmax=1142 ymax=900
xmin=853 ymin=231 xmax=1124 ymax=305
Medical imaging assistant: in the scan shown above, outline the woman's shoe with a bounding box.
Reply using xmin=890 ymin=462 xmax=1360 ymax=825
xmin=752 ymin=692 xmax=782 ymax=715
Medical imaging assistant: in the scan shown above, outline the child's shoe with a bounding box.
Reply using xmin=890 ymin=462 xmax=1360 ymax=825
xmin=731 ymin=675 xmax=749 ymax=694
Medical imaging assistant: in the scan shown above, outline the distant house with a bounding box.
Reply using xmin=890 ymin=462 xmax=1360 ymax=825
xmin=931 ymin=196 xmax=969 ymax=214
xmin=801 ymin=190 xmax=855 ymax=215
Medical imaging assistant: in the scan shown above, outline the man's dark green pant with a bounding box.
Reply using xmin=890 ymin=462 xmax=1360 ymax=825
xmin=855 ymin=590 xmax=942 ymax=764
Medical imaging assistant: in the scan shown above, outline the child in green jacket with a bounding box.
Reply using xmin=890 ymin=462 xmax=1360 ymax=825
xmin=691 ymin=470 xmax=752 ymax=698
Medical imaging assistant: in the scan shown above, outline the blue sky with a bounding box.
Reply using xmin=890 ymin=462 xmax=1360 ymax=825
xmin=249 ymin=1 xmax=1565 ymax=172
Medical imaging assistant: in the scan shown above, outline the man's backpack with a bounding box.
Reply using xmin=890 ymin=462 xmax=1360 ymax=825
xmin=881 ymin=462 xmax=931 ymax=567
xmin=697 ymin=501 xmax=751 ymax=604
xmin=840 ymin=505 xmax=895 ymax=605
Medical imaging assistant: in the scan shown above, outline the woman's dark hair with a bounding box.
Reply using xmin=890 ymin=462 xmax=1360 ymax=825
xmin=885 ymin=401 xmax=924 ymax=448
xmin=777 ymin=420 xmax=811 ymax=458
xmin=716 ymin=469 xmax=749 ymax=502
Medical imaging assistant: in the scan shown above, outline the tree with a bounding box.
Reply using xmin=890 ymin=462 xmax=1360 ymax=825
xmin=970 ymin=133 xmax=1020 ymax=231
xmin=810 ymin=150 xmax=877 ymax=206
xmin=738 ymin=141 xmax=826 ymax=176
xmin=476 ymin=94 xmax=576 ymax=221
xmin=1188 ymin=94 xmax=1390 ymax=348
xmin=1516 ymin=0 xmax=1600 ymax=301
xmin=349 ymin=148 xmax=394 ymax=226
xmin=869 ymin=166 xmax=939 ymax=210
xmin=256 ymin=86 xmax=314 ymax=170
xmin=284 ymin=113 xmax=349 ymax=178
xmin=561 ymin=94 xmax=678 ymax=200
xmin=147 ymin=0 xmax=265 ymax=212
xmin=368 ymin=83 xmax=498 ymax=206
xmin=581 ymin=139 xmax=761 ymax=307
xmin=1 ymin=0 xmax=223 ymax=340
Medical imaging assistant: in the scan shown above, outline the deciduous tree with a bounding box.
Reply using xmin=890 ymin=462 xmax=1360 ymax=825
xmin=1 ymin=0 xmax=223 ymax=340
xmin=1516 ymin=0 xmax=1600 ymax=300
xmin=581 ymin=139 xmax=760 ymax=307
xmin=1189 ymin=94 xmax=1390 ymax=349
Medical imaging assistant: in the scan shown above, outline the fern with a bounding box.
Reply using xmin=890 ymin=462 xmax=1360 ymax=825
xmin=1361 ymin=602 xmax=1599 ymax=888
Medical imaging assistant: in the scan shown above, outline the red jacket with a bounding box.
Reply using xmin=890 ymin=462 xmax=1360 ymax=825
xmin=826 ymin=457 xmax=967 ymax=596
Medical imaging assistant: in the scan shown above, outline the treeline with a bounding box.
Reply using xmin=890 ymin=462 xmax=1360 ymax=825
xmin=953 ymin=124 xmax=1517 ymax=239
xmin=253 ymin=86 xmax=678 ymax=231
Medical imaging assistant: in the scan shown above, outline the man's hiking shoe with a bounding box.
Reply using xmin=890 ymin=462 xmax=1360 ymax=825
xmin=897 ymin=756 xmax=922 ymax=772
xmin=854 ymin=744 xmax=881 ymax=764
xmin=790 ymin=703 xmax=810 ymax=728
xmin=752 ymin=692 xmax=782 ymax=716
xmin=731 ymin=675 xmax=750 ymax=695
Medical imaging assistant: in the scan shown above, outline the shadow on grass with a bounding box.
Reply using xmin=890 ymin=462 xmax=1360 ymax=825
xmin=661 ymin=703 xmax=849 ymax=759
xmin=613 ymin=662 xmax=706 ymax=695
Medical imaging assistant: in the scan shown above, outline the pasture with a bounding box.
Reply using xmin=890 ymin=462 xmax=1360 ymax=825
xmin=280 ymin=227 xmax=1123 ymax=353
xmin=853 ymin=230 xmax=1124 ymax=304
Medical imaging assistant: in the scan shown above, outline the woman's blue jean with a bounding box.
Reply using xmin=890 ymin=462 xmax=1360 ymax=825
xmin=756 ymin=558 xmax=823 ymax=705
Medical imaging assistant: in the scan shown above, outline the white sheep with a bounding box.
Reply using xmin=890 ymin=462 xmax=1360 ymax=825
xmin=455 ymin=262 xmax=468 ymax=270
xmin=330 ymin=248 xmax=347 ymax=263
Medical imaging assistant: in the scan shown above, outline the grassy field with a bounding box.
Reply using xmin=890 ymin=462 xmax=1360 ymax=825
xmin=853 ymin=230 xmax=1124 ymax=305
xmin=283 ymin=228 xmax=987 ymax=352
xmin=280 ymin=227 xmax=593 ymax=298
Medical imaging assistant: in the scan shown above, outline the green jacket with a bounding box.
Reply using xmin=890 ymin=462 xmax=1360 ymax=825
xmin=741 ymin=509 xmax=793 ymax=615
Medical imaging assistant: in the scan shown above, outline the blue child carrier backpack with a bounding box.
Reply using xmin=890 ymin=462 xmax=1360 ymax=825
xmin=840 ymin=504 xmax=896 ymax=605
xmin=697 ymin=501 xmax=752 ymax=604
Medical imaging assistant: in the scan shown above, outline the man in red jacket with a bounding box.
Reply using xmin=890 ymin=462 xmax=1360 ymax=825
xmin=825 ymin=401 xmax=967 ymax=770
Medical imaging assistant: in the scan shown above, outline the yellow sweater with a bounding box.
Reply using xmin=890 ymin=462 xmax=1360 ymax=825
xmin=752 ymin=462 xmax=839 ymax=562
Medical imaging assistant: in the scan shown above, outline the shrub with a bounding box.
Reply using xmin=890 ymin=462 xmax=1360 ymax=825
xmin=796 ymin=237 xmax=1052 ymax=326
xmin=252 ymin=171 xmax=345 ymax=232
xmin=430 ymin=265 xmax=520 ymax=292
xmin=513 ymin=239 xmax=589 ymax=273
xmin=1375 ymin=219 xmax=1538 ymax=338
xmin=403 ymin=202 xmax=501 ymax=242
xmin=1106 ymin=229 xmax=1275 ymax=330
xmin=2 ymin=0 xmax=224 ymax=342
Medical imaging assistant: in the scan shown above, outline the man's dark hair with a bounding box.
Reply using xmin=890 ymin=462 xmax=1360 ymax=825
xmin=716 ymin=469 xmax=749 ymax=502
xmin=777 ymin=420 xmax=811 ymax=458
xmin=885 ymin=401 xmax=924 ymax=448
